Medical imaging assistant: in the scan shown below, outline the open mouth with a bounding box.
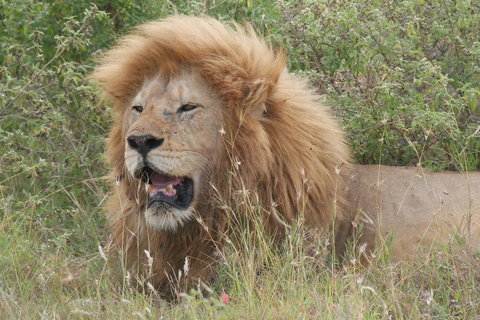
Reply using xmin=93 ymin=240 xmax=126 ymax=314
xmin=140 ymin=167 xmax=194 ymax=210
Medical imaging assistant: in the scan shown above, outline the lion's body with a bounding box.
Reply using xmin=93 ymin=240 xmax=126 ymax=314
xmin=92 ymin=16 xmax=479 ymax=294
xmin=345 ymin=165 xmax=480 ymax=260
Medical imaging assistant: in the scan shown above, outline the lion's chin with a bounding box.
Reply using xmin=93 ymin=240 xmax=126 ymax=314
xmin=145 ymin=202 xmax=194 ymax=232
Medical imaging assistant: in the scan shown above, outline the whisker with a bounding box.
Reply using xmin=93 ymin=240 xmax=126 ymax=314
xmin=182 ymin=152 xmax=213 ymax=177
xmin=124 ymin=149 xmax=213 ymax=178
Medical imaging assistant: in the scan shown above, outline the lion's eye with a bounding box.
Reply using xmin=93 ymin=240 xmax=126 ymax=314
xmin=133 ymin=105 xmax=143 ymax=113
xmin=178 ymin=104 xmax=198 ymax=113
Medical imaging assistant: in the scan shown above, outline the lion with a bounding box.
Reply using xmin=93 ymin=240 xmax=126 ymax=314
xmin=92 ymin=16 xmax=480 ymax=294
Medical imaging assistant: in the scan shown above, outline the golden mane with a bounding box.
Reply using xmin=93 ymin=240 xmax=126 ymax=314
xmin=92 ymin=16 xmax=349 ymax=293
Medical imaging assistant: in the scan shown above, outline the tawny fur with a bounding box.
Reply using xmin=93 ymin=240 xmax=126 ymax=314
xmin=92 ymin=16 xmax=349 ymax=294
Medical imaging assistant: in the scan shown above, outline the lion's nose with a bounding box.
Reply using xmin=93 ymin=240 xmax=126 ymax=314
xmin=127 ymin=135 xmax=164 ymax=156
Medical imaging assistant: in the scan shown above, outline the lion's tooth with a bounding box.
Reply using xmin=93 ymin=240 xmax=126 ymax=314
xmin=147 ymin=184 xmax=154 ymax=195
xmin=166 ymin=184 xmax=174 ymax=193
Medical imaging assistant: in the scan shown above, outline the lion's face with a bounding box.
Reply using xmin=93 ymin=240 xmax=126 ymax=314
xmin=123 ymin=68 xmax=224 ymax=231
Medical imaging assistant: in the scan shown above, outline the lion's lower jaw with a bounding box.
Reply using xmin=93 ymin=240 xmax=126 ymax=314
xmin=144 ymin=203 xmax=194 ymax=232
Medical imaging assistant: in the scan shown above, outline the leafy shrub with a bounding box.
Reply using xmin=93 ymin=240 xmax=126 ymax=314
xmin=272 ymin=0 xmax=480 ymax=170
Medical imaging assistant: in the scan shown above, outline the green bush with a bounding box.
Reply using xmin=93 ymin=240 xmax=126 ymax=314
xmin=272 ymin=0 xmax=480 ymax=170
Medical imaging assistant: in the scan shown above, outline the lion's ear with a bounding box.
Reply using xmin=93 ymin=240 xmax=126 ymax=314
xmin=241 ymin=78 xmax=272 ymax=112
xmin=199 ymin=57 xmax=274 ymax=111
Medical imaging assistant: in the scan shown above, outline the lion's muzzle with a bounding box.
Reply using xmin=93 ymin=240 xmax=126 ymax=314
xmin=127 ymin=133 xmax=196 ymax=212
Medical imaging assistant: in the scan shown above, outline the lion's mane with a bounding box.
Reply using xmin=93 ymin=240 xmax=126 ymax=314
xmin=92 ymin=16 xmax=349 ymax=293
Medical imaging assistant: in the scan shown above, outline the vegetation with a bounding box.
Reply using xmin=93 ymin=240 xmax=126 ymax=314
xmin=1 ymin=0 xmax=479 ymax=318
xmin=271 ymin=0 xmax=480 ymax=170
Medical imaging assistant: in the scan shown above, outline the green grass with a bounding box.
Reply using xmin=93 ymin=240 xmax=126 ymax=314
xmin=1 ymin=0 xmax=479 ymax=318
xmin=2 ymin=206 xmax=480 ymax=318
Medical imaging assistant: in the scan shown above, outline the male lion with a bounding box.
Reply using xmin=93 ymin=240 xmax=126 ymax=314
xmin=92 ymin=16 xmax=480 ymax=293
